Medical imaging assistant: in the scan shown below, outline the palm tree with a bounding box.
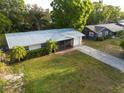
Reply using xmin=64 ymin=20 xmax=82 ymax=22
xmin=45 ymin=40 xmax=57 ymax=54
xmin=11 ymin=46 xmax=27 ymax=62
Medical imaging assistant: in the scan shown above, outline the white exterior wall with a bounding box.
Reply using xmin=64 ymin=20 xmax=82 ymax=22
xmin=73 ymin=37 xmax=82 ymax=46
xmin=29 ymin=44 xmax=41 ymax=50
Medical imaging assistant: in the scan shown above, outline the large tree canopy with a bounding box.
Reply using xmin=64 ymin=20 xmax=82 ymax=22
xmin=0 ymin=0 xmax=26 ymax=33
xmin=87 ymin=2 xmax=121 ymax=25
xmin=51 ymin=0 xmax=93 ymax=31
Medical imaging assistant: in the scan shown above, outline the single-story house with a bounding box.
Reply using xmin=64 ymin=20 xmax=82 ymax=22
xmin=5 ymin=28 xmax=85 ymax=51
xmin=83 ymin=23 xmax=124 ymax=39
xmin=117 ymin=20 xmax=124 ymax=27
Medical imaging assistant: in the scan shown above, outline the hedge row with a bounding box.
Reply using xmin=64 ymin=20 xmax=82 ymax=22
xmin=25 ymin=48 xmax=49 ymax=60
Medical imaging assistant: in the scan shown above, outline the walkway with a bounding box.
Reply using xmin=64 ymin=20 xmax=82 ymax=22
xmin=76 ymin=45 xmax=124 ymax=72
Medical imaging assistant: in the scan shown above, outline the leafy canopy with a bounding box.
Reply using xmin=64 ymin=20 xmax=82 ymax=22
xmin=10 ymin=46 xmax=27 ymax=62
xmin=51 ymin=0 xmax=93 ymax=31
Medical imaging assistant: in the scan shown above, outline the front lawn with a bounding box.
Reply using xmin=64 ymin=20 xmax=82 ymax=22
xmin=11 ymin=51 xmax=124 ymax=93
xmin=83 ymin=38 xmax=124 ymax=59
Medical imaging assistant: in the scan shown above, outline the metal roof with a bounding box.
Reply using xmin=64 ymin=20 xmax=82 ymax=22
xmin=5 ymin=28 xmax=85 ymax=49
xmin=86 ymin=23 xmax=124 ymax=33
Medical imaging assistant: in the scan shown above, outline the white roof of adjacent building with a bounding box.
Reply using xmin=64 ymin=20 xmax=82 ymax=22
xmin=5 ymin=28 xmax=85 ymax=49
xmin=86 ymin=23 xmax=124 ymax=33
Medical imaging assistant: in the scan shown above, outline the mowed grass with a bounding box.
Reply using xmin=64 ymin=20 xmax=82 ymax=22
xmin=83 ymin=39 xmax=124 ymax=59
xmin=12 ymin=51 xmax=124 ymax=93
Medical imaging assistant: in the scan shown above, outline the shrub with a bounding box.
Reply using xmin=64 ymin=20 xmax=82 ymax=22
xmin=118 ymin=30 xmax=124 ymax=39
xmin=96 ymin=37 xmax=104 ymax=41
xmin=10 ymin=46 xmax=27 ymax=62
xmin=25 ymin=48 xmax=47 ymax=59
xmin=44 ymin=40 xmax=57 ymax=54
xmin=0 ymin=50 xmax=6 ymax=62
xmin=120 ymin=41 xmax=124 ymax=49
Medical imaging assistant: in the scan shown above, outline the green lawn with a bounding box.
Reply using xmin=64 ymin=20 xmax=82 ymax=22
xmin=83 ymin=38 xmax=124 ymax=59
xmin=11 ymin=51 xmax=124 ymax=93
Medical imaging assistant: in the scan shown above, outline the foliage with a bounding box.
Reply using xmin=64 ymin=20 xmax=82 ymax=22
xmin=118 ymin=30 xmax=124 ymax=39
xmin=0 ymin=13 xmax=11 ymax=34
xmin=24 ymin=4 xmax=52 ymax=31
xmin=51 ymin=0 xmax=93 ymax=31
xmin=0 ymin=0 xmax=52 ymax=33
xmin=44 ymin=40 xmax=57 ymax=54
xmin=0 ymin=0 xmax=26 ymax=33
xmin=87 ymin=1 xmax=121 ymax=25
xmin=25 ymin=48 xmax=47 ymax=60
xmin=10 ymin=46 xmax=27 ymax=62
xmin=120 ymin=41 xmax=124 ymax=49
xmin=0 ymin=50 xmax=6 ymax=62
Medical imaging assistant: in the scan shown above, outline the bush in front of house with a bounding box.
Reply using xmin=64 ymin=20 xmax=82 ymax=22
xmin=0 ymin=50 xmax=6 ymax=62
xmin=10 ymin=46 xmax=27 ymax=62
xmin=25 ymin=48 xmax=47 ymax=59
xmin=96 ymin=37 xmax=105 ymax=41
xmin=44 ymin=40 xmax=58 ymax=54
xmin=120 ymin=40 xmax=124 ymax=49
xmin=25 ymin=40 xmax=58 ymax=59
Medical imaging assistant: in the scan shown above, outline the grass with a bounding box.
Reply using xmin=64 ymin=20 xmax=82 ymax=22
xmin=83 ymin=38 xmax=124 ymax=59
xmin=11 ymin=51 xmax=124 ymax=93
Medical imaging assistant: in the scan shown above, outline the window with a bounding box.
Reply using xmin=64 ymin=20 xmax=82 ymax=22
xmin=105 ymin=31 xmax=109 ymax=36
xmin=98 ymin=32 xmax=103 ymax=37
xmin=89 ymin=32 xmax=94 ymax=37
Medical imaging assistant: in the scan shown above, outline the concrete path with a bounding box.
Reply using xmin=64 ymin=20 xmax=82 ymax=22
xmin=76 ymin=45 xmax=124 ymax=72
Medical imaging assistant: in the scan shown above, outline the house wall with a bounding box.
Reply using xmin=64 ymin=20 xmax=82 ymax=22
xmin=29 ymin=44 xmax=41 ymax=50
xmin=83 ymin=27 xmax=113 ymax=40
xmin=83 ymin=27 xmax=97 ymax=39
xmin=73 ymin=36 xmax=82 ymax=46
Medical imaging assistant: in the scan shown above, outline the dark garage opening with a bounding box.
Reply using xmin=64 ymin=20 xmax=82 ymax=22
xmin=57 ymin=39 xmax=73 ymax=51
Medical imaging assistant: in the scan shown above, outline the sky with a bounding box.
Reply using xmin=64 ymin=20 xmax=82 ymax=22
xmin=24 ymin=0 xmax=124 ymax=11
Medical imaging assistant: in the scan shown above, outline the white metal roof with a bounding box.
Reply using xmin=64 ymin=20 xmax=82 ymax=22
xmin=5 ymin=28 xmax=85 ymax=49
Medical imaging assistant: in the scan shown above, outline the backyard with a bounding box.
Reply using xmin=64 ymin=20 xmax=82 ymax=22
xmin=9 ymin=51 xmax=124 ymax=93
xmin=83 ymin=38 xmax=124 ymax=59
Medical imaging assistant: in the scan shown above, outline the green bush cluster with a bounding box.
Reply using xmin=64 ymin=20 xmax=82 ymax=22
xmin=120 ymin=41 xmax=124 ymax=49
xmin=96 ymin=35 xmax=112 ymax=41
xmin=118 ymin=30 xmax=124 ymax=39
xmin=25 ymin=48 xmax=48 ymax=59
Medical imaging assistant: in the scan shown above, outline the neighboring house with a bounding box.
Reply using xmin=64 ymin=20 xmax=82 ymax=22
xmin=83 ymin=23 xmax=124 ymax=39
xmin=5 ymin=28 xmax=84 ymax=51
xmin=117 ymin=20 xmax=124 ymax=27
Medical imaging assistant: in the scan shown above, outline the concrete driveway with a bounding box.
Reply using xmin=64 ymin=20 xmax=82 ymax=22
xmin=76 ymin=45 xmax=124 ymax=72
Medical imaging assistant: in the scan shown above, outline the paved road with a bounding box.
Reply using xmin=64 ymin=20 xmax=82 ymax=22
xmin=76 ymin=45 xmax=124 ymax=72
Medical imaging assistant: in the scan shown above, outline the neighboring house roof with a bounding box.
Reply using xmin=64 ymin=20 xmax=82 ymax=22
xmin=5 ymin=28 xmax=85 ymax=49
xmin=85 ymin=23 xmax=124 ymax=33
xmin=117 ymin=20 xmax=124 ymax=26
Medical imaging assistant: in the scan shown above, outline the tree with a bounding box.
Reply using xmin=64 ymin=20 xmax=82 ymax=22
xmin=24 ymin=4 xmax=52 ymax=31
xmin=87 ymin=1 xmax=121 ymax=25
xmin=51 ymin=0 xmax=93 ymax=31
xmin=0 ymin=13 xmax=11 ymax=34
xmin=0 ymin=50 xmax=6 ymax=62
xmin=44 ymin=40 xmax=57 ymax=54
xmin=0 ymin=0 xmax=26 ymax=33
xmin=10 ymin=46 xmax=27 ymax=62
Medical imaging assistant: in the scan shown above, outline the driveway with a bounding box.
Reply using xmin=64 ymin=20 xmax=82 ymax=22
xmin=76 ymin=45 xmax=124 ymax=72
